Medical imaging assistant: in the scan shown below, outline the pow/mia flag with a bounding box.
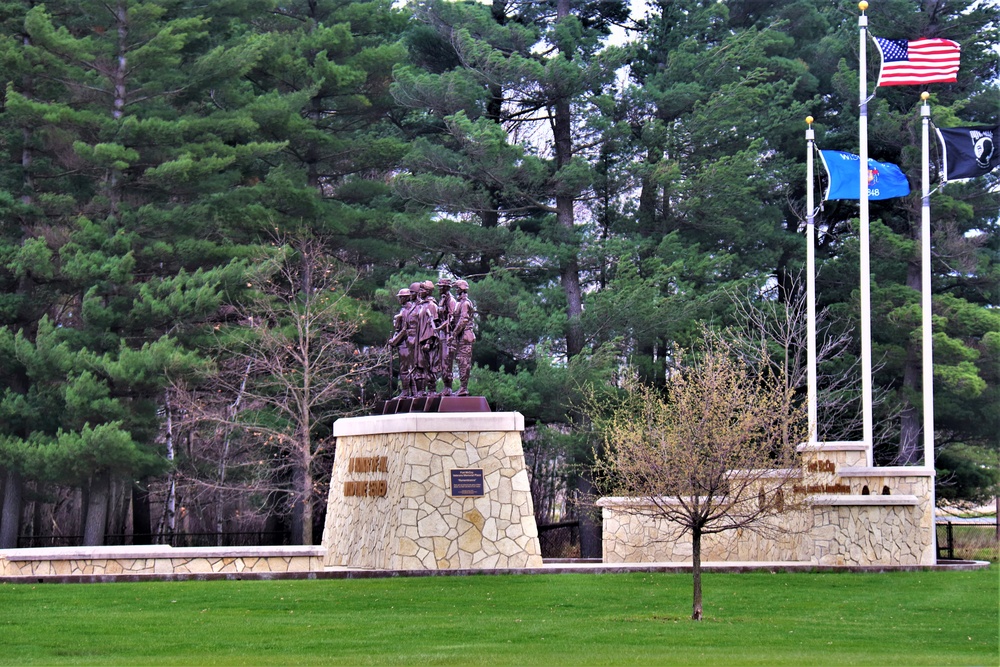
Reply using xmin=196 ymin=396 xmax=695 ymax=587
xmin=935 ymin=125 xmax=1000 ymax=181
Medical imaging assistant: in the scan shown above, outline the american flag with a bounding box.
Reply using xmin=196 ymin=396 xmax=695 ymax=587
xmin=873 ymin=36 xmax=961 ymax=86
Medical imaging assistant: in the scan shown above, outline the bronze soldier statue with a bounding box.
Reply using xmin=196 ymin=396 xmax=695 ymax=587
xmin=413 ymin=280 xmax=439 ymax=396
xmin=387 ymin=287 xmax=415 ymax=397
xmin=405 ymin=282 xmax=424 ymax=394
xmin=450 ymin=279 xmax=476 ymax=396
xmin=436 ymin=278 xmax=458 ymax=395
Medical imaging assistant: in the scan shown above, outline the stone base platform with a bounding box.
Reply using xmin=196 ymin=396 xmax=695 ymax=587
xmin=322 ymin=411 xmax=543 ymax=570
xmin=1 ymin=554 xmax=987 ymax=584
xmin=599 ymin=441 xmax=938 ymax=567
xmin=0 ymin=545 xmax=325 ymax=579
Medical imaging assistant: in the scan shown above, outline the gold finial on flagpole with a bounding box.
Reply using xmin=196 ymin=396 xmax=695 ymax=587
xmin=920 ymin=91 xmax=930 ymax=102
xmin=806 ymin=116 xmax=814 ymax=125
xmin=859 ymin=1 xmax=868 ymax=12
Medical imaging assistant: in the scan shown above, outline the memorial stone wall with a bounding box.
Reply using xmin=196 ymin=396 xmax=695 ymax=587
xmin=598 ymin=442 xmax=936 ymax=566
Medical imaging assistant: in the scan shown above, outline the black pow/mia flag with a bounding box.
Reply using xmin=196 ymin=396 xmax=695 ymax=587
xmin=935 ymin=125 xmax=1000 ymax=181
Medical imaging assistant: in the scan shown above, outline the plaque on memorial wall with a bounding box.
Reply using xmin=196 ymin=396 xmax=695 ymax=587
xmin=450 ymin=469 xmax=484 ymax=497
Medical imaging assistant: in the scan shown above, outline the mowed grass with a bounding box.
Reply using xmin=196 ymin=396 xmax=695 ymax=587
xmin=1 ymin=569 xmax=997 ymax=666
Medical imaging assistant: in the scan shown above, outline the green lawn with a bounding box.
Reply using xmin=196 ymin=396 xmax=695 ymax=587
xmin=1 ymin=569 xmax=997 ymax=666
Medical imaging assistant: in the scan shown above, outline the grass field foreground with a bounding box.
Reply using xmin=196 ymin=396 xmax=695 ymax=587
xmin=1 ymin=569 xmax=997 ymax=666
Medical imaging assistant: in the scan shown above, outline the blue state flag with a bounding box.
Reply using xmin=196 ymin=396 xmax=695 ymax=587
xmin=819 ymin=150 xmax=910 ymax=201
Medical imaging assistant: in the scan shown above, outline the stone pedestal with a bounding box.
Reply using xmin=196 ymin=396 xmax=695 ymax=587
xmin=598 ymin=441 xmax=936 ymax=566
xmin=321 ymin=412 xmax=543 ymax=570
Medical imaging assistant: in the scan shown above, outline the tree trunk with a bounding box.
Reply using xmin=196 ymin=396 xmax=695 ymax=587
xmin=22 ymin=127 xmax=34 ymax=205
xmin=552 ymin=0 xmax=584 ymax=359
xmin=637 ymin=145 xmax=661 ymax=236
xmin=691 ymin=526 xmax=703 ymax=621
xmin=160 ymin=389 xmax=179 ymax=541
xmin=132 ymin=478 xmax=152 ymax=544
xmin=161 ymin=474 xmax=177 ymax=539
xmin=74 ymin=486 xmax=85 ymax=540
xmin=576 ymin=474 xmax=602 ymax=558
xmin=0 ymin=469 xmax=23 ymax=549
xmin=30 ymin=485 xmax=42 ymax=545
xmin=83 ymin=471 xmax=111 ymax=546
xmin=107 ymin=0 xmax=129 ymax=216
xmin=291 ymin=453 xmax=314 ymax=545
xmin=21 ymin=29 xmax=35 ymax=207
xmin=302 ymin=464 xmax=314 ymax=545
xmin=559 ymin=234 xmax=584 ymax=358
xmin=553 ymin=83 xmax=583 ymax=357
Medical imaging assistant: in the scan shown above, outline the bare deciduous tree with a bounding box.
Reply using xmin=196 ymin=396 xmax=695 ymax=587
xmin=173 ymin=240 xmax=388 ymax=544
xmin=725 ymin=276 xmax=900 ymax=447
xmin=590 ymin=336 xmax=808 ymax=620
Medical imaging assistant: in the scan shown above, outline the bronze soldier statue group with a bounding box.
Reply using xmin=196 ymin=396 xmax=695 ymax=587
xmin=388 ymin=278 xmax=476 ymax=398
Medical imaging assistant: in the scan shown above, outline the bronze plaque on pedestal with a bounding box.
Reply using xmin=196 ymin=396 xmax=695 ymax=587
xmin=450 ymin=469 xmax=484 ymax=497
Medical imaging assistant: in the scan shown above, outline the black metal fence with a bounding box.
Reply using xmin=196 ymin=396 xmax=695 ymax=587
xmin=17 ymin=531 xmax=290 ymax=549
xmin=936 ymin=521 xmax=999 ymax=562
xmin=537 ymin=520 xmax=580 ymax=558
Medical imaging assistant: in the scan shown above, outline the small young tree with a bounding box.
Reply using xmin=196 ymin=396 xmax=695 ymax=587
xmin=590 ymin=336 xmax=808 ymax=620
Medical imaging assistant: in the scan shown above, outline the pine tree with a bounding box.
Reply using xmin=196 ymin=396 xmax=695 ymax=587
xmin=0 ymin=0 xmax=281 ymax=545
xmin=238 ymin=0 xmax=414 ymax=278
xmin=393 ymin=0 xmax=628 ymax=360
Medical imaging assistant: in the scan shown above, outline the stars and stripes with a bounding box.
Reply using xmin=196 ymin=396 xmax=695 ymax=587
xmin=873 ymin=36 xmax=961 ymax=86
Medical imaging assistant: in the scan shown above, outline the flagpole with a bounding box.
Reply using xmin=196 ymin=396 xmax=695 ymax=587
xmin=920 ymin=90 xmax=938 ymax=560
xmin=919 ymin=92 xmax=934 ymax=469
xmin=806 ymin=117 xmax=818 ymax=443
xmin=858 ymin=1 xmax=874 ymax=466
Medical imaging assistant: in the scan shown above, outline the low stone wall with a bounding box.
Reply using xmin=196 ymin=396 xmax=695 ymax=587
xmin=598 ymin=497 xmax=813 ymax=564
xmin=598 ymin=443 xmax=936 ymax=567
xmin=0 ymin=545 xmax=325 ymax=577
xmin=600 ymin=496 xmax=930 ymax=566
xmin=321 ymin=412 xmax=542 ymax=570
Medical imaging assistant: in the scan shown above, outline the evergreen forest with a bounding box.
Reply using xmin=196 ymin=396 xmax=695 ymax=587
xmin=0 ymin=0 xmax=997 ymax=549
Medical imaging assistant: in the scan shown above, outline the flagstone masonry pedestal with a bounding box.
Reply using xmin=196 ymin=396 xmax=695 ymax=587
xmin=321 ymin=411 xmax=542 ymax=570
xmin=598 ymin=442 xmax=937 ymax=566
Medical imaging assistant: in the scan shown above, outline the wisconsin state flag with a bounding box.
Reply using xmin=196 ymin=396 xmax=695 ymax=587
xmin=819 ymin=150 xmax=910 ymax=201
